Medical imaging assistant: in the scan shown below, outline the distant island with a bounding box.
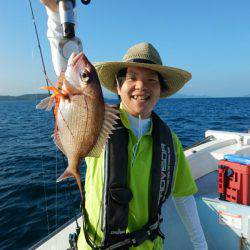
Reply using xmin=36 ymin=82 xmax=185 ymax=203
xmin=0 ymin=94 xmax=48 ymax=101
xmin=171 ymin=93 xmax=211 ymax=99
xmin=0 ymin=93 xmax=249 ymax=101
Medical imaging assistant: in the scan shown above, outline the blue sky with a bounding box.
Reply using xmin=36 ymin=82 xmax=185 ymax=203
xmin=0 ymin=0 xmax=250 ymax=97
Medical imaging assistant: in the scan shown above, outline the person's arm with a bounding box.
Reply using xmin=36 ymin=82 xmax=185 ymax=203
xmin=172 ymin=195 xmax=208 ymax=250
xmin=45 ymin=6 xmax=67 ymax=76
xmin=170 ymin=132 xmax=207 ymax=249
xmin=41 ymin=0 xmax=80 ymax=76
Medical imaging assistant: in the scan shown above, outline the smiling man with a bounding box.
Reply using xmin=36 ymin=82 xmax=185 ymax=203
xmin=41 ymin=1 xmax=208 ymax=249
xmin=116 ymin=67 xmax=161 ymax=119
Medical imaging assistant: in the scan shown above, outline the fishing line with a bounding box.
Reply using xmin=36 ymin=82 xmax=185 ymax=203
xmin=62 ymin=155 xmax=80 ymax=229
xmin=28 ymin=0 xmax=69 ymax=234
xmin=28 ymin=0 xmax=52 ymax=234
xmin=28 ymin=0 xmax=90 ymax=241
xmin=64 ymin=179 xmax=72 ymax=220
xmin=35 ymin=94 xmax=51 ymax=234
xmin=55 ymin=148 xmax=58 ymax=228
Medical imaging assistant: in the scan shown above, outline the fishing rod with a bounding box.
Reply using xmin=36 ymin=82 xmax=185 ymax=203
xmin=28 ymin=0 xmax=51 ymax=95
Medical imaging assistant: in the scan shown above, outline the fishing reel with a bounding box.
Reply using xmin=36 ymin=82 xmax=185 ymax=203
xmin=57 ymin=0 xmax=91 ymax=60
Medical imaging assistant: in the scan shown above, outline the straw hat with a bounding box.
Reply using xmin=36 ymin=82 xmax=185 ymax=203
xmin=94 ymin=42 xmax=192 ymax=98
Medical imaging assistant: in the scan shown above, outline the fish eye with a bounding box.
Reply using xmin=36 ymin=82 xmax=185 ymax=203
xmin=80 ymin=70 xmax=90 ymax=84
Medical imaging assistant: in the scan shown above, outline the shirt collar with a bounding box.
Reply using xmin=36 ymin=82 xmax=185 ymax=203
xmin=119 ymin=103 xmax=153 ymax=135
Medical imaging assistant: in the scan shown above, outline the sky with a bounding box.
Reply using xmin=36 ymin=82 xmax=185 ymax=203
xmin=0 ymin=0 xmax=250 ymax=98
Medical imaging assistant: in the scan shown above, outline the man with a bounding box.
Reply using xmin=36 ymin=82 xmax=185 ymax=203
xmin=41 ymin=1 xmax=208 ymax=249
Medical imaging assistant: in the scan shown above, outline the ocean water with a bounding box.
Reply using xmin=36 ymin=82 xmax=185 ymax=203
xmin=0 ymin=97 xmax=249 ymax=249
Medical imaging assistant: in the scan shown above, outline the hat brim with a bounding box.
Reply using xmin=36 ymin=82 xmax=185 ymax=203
xmin=94 ymin=61 xmax=192 ymax=98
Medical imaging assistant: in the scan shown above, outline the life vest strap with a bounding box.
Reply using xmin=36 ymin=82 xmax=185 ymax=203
xmin=81 ymin=203 xmax=164 ymax=249
xmin=105 ymin=214 xmax=164 ymax=249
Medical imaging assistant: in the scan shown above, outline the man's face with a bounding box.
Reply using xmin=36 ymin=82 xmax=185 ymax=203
xmin=117 ymin=67 xmax=161 ymax=119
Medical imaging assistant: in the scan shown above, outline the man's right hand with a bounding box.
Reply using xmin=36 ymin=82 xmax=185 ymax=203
xmin=40 ymin=0 xmax=58 ymax=12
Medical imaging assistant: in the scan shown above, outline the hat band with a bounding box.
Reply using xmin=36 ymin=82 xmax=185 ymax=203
xmin=125 ymin=58 xmax=157 ymax=64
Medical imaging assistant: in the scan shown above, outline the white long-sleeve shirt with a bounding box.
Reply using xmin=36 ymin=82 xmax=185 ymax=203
xmin=45 ymin=7 xmax=207 ymax=250
xmin=46 ymin=7 xmax=66 ymax=76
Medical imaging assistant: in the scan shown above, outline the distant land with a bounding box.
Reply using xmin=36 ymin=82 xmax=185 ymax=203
xmin=0 ymin=94 xmax=48 ymax=101
xmin=0 ymin=93 xmax=249 ymax=101
xmin=171 ymin=94 xmax=211 ymax=99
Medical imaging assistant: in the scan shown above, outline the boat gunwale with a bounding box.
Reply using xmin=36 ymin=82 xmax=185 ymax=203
xmin=29 ymin=214 xmax=81 ymax=249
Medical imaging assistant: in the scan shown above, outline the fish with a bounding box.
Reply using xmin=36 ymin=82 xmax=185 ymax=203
xmin=36 ymin=52 xmax=119 ymax=199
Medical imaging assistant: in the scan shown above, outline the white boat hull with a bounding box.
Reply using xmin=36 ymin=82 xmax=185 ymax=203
xmin=32 ymin=130 xmax=250 ymax=250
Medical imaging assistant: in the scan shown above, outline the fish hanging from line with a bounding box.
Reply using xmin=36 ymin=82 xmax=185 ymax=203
xmin=36 ymin=51 xmax=119 ymax=199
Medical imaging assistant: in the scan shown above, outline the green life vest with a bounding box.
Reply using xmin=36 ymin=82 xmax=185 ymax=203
xmin=81 ymin=111 xmax=176 ymax=249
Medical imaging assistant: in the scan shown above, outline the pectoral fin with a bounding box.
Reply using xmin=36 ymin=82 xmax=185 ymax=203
xmin=36 ymin=96 xmax=54 ymax=111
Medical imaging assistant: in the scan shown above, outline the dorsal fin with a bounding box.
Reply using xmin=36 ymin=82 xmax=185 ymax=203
xmin=87 ymin=104 xmax=119 ymax=157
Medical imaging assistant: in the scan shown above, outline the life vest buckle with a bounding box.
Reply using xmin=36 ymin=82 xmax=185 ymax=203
xmin=130 ymin=228 xmax=150 ymax=246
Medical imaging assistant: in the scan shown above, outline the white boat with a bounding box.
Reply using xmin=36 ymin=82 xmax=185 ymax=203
xmin=31 ymin=130 xmax=250 ymax=250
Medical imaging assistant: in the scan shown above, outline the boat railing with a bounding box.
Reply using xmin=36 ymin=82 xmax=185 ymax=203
xmin=184 ymin=135 xmax=215 ymax=151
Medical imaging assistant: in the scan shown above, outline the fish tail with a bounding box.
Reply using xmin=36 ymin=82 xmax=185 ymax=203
xmin=57 ymin=160 xmax=83 ymax=200
xmin=56 ymin=167 xmax=74 ymax=182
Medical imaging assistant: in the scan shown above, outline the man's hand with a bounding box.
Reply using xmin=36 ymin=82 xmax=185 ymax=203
xmin=40 ymin=0 xmax=58 ymax=12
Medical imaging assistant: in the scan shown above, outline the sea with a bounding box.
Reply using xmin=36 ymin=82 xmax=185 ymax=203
xmin=0 ymin=97 xmax=249 ymax=250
